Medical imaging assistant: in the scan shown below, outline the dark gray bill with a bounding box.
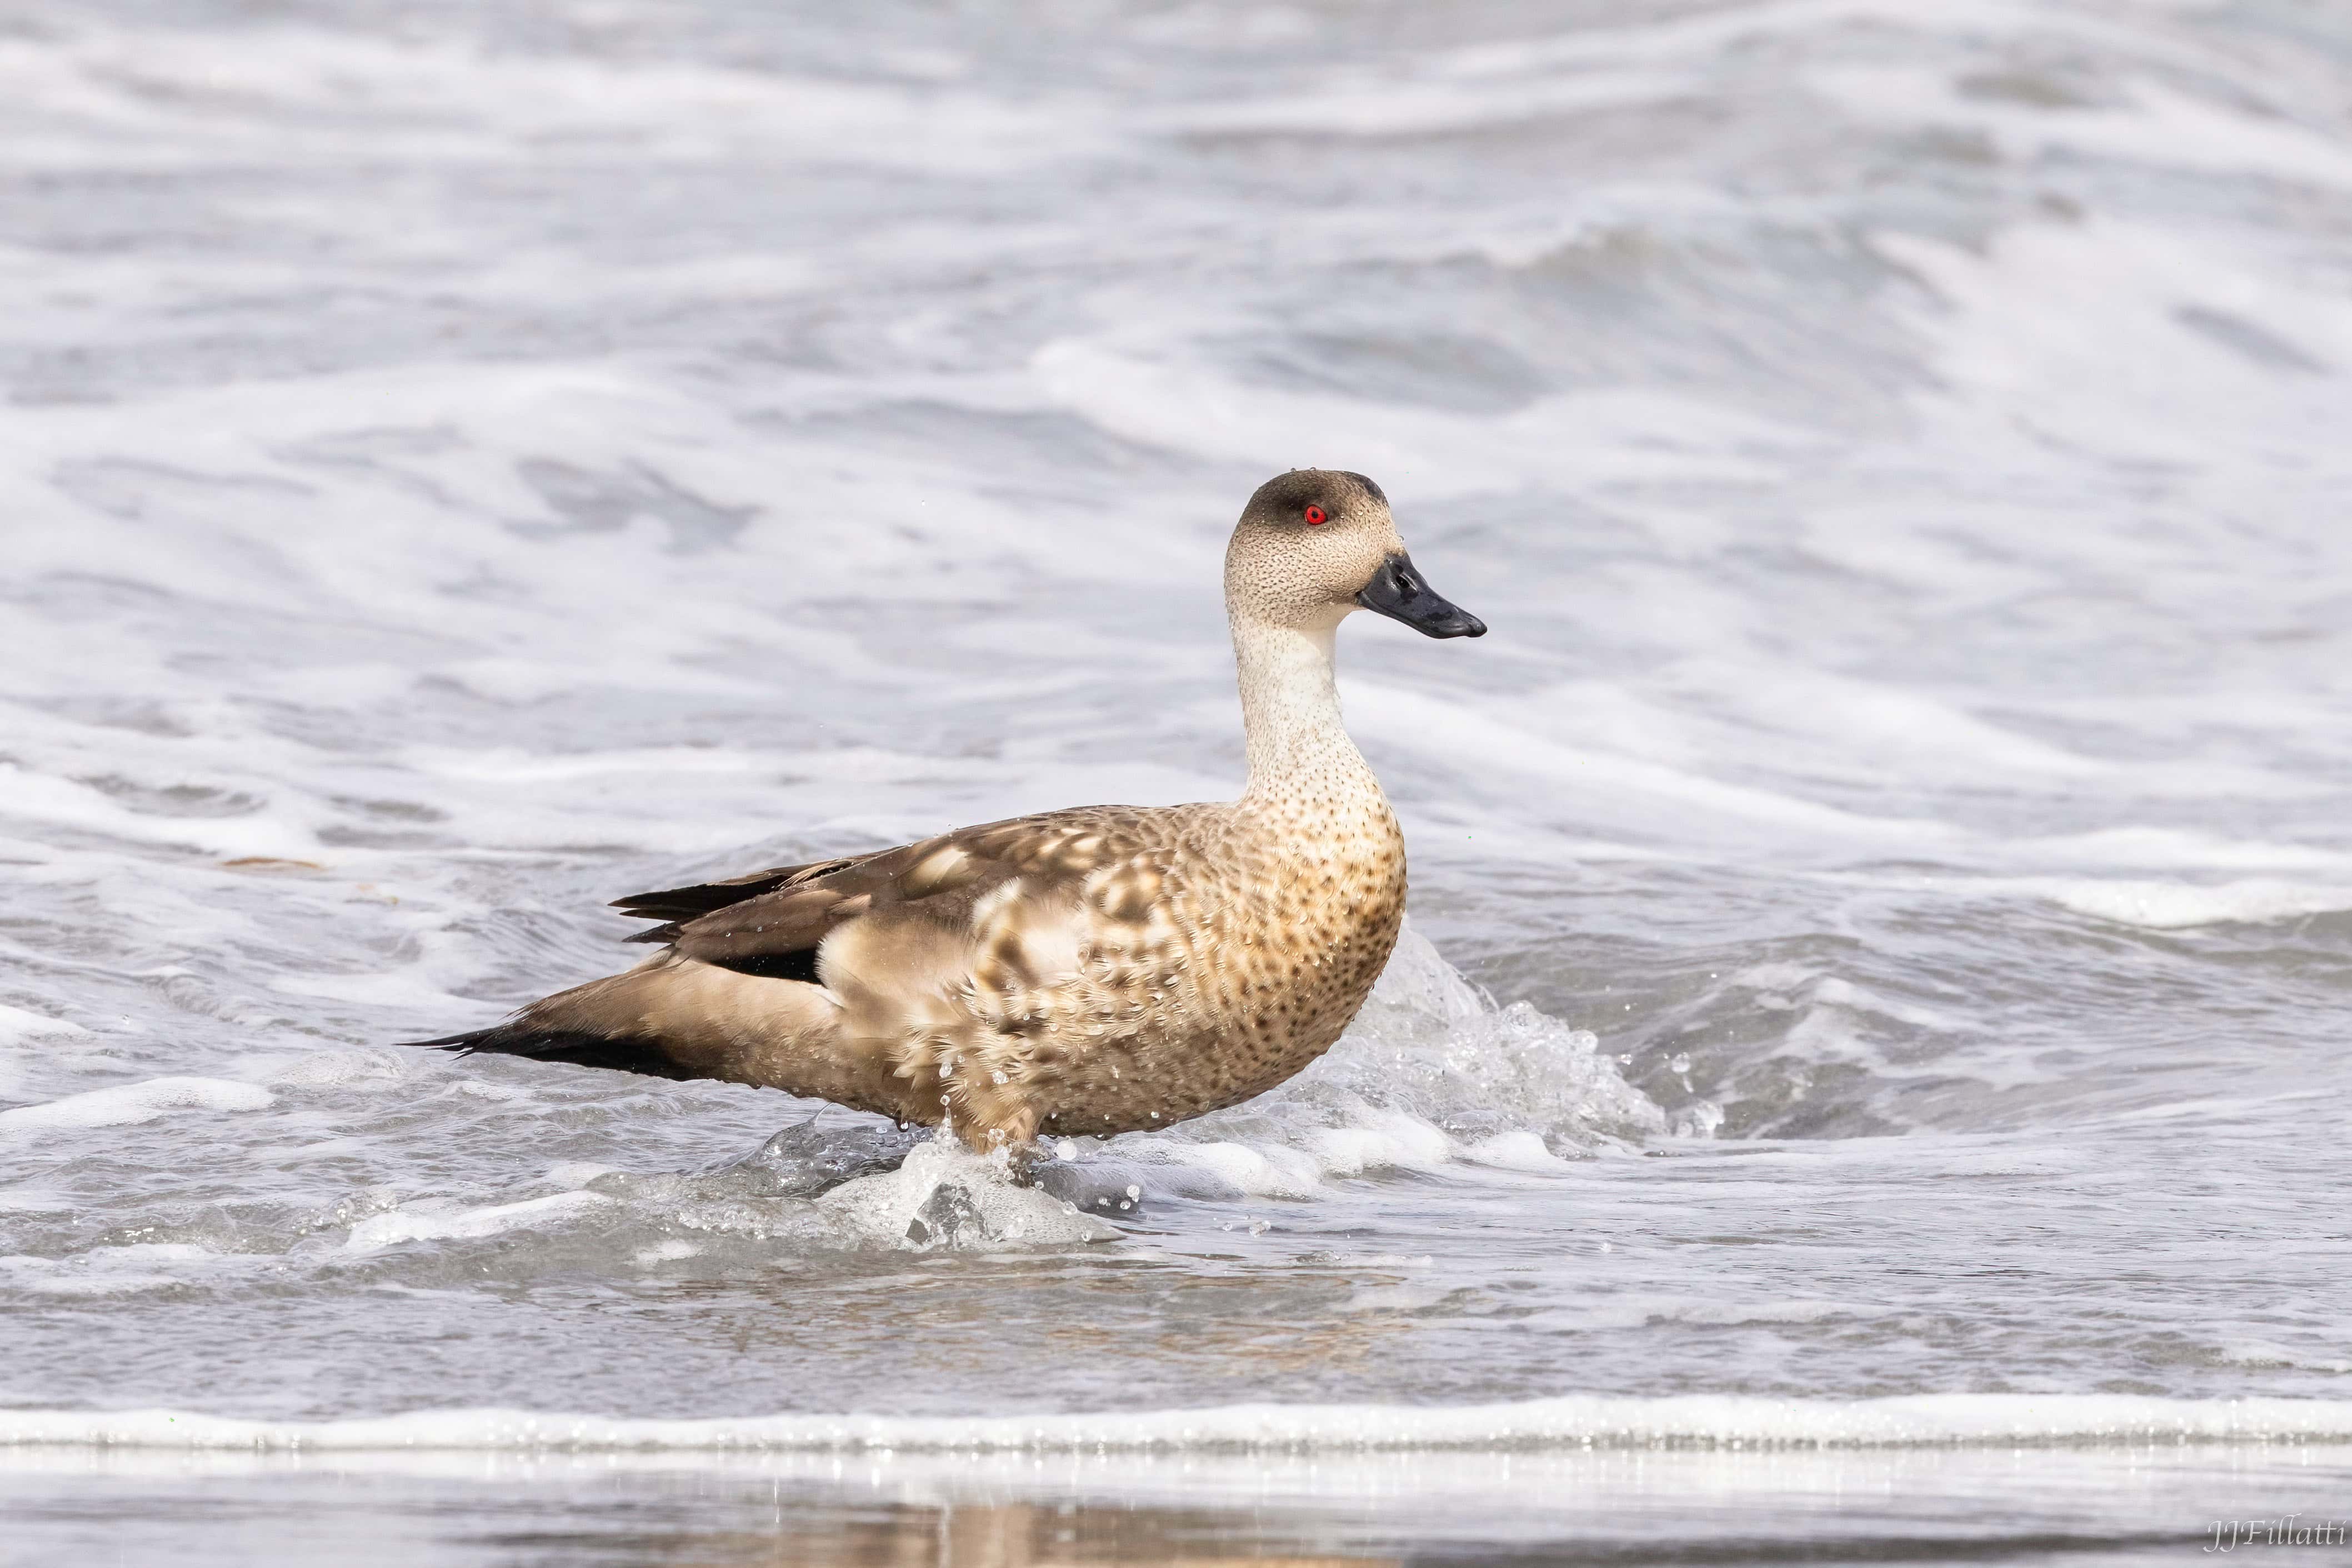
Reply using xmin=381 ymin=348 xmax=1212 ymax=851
xmin=1355 ymin=552 xmax=1487 ymax=639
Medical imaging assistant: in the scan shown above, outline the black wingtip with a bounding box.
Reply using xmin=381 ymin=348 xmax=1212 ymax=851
xmin=397 ymin=1028 xmax=500 ymax=1054
xmin=607 ymin=860 xmax=853 ymax=925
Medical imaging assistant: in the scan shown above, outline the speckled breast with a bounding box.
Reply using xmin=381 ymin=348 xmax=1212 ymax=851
xmin=1037 ymin=801 xmax=1408 ymax=1138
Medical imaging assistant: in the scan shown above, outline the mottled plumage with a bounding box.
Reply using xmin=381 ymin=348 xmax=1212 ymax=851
xmin=408 ymin=469 xmax=1485 ymax=1153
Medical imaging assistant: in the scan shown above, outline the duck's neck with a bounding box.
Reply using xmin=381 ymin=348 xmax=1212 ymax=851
xmin=1232 ymin=612 xmax=1380 ymax=805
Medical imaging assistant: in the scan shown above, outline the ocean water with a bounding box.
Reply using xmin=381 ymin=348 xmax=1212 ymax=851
xmin=3 ymin=0 xmax=2350 ymax=1561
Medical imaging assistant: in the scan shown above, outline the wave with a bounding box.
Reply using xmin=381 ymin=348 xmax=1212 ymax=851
xmin=6 ymin=1394 xmax=2349 ymax=1454
xmin=0 ymin=1076 xmax=273 ymax=1136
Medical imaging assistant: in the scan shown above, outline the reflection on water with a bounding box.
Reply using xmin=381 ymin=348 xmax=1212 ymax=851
xmin=654 ymin=1509 xmax=1394 ymax=1568
xmin=3 ymin=1446 xmax=2345 ymax=1567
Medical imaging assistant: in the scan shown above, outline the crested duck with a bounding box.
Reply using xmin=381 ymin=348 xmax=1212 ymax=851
xmin=409 ymin=469 xmax=1486 ymax=1153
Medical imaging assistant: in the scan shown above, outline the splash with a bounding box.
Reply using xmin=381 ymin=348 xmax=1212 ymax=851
xmin=1047 ymin=923 xmax=1673 ymax=1204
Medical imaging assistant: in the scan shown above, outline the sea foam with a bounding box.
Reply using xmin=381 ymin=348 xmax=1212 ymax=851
xmin=0 ymin=1078 xmax=273 ymax=1136
xmin=4 ymin=1394 xmax=2348 ymax=1454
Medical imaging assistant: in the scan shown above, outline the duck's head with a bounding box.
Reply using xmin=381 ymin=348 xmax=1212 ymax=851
xmin=1225 ymin=469 xmax=1487 ymax=641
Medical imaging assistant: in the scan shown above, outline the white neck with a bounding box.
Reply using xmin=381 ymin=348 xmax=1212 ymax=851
xmin=1231 ymin=610 xmax=1378 ymax=800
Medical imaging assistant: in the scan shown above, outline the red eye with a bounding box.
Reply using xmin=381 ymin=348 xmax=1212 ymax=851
xmin=1303 ymin=505 xmax=1328 ymax=525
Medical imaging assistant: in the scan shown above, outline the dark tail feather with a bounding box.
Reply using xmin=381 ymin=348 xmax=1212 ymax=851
xmin=610 ymin=869 xmax=799 ymax=924
xmin=397 ymin=1023 xmax=697 ymax=1082
xmin=403 ymin=1026 xmax=501 ymax=1052
xmin=609 ymin=856 xmax=863 ymax=924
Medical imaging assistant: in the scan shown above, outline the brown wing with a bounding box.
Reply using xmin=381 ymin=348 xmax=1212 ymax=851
xmin=618 ymin=808 xmax=1168 ymax=981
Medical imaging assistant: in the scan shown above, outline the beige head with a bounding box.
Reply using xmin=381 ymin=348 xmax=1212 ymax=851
xmin=1223 ymin=469 xmax=1487 ymax=640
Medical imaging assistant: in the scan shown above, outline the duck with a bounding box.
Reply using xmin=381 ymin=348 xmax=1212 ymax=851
xmin=408 ymin=469 xmax=1485 ymax=1154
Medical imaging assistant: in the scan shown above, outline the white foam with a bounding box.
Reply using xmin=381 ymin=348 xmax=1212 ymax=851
xmin=345 ymin=1191 xmax=614 ymax=1253
xmin=1151 ymin=1139 xmax=1322 ymax=1200
xmin=0 ymin=1005 xmax=92 ymax=1046
xmin=815 ymin=1137 xmax=1114 ymax=1250
xmin=3 ymin=1394 xmax=2347 ymax=1453
xmin=0 ymin=1077 xmax=272 ymax=1135
xmin=2034 ymin=879 xmax=2352 ymax=931
xmin=266 ymin=1049 xmax=416 ymax=1089
xmin=0 ymin=1243 xmax=238 ymax=1298
xmin=0 ymin=22 xmax=1080 ymax=175
xmin=1460 ymin=1131 xmax=1572 ymax=1172
xmin=1347 ymin=684 xmax=1951 ymax=847
xmin=1029 ymin=340 xmax=1806 ymax=494
xmin=2219 ymin=1342 xmax=2352 ymax=1376
xmin=1305 ymin=1114 xmax=1453 ymax=1178
xmin=1821 ymin=63 xmax=2352 ymax=194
